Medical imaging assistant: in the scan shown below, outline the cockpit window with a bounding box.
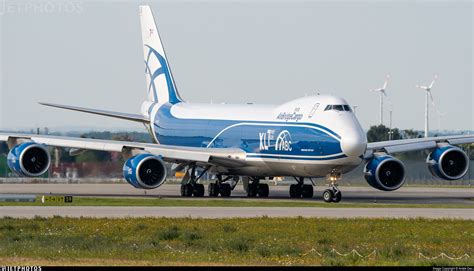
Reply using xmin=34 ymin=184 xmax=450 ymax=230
xmin=333 ymin=105 xmax=344 ymax=111
xmin=324 ymin=104 xmax=352 ymax=112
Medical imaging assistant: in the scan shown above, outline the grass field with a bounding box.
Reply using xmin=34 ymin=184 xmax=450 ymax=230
xmin=0 ymin=196 xmax=473 ymax=208
xmin=0 ymin=217 xmax=472 ymax=266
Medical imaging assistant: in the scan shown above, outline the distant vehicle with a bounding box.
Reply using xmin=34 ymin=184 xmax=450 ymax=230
xmin=1 ymin=5 xmax=472 ymax=202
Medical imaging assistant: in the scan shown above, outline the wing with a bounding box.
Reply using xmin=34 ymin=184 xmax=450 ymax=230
xmin=39 ymin=102 xmax=149 ymax=123
xmin=366 ymin=134 xmax=474 ymax=155
xmin=0 ymin=133 xmax=246 ymax=167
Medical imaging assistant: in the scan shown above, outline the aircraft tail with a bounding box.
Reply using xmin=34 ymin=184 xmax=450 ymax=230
xmin=140 ymin=5 xmax=183 ymax=104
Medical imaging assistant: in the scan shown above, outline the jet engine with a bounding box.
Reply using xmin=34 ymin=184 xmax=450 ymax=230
xmin=123 ymin=153 xmax=167 ymax=189
xmin=427 ymin=145 xmax=469 ymax=180
xmin=364 ymin=154 xmax=406 ymax=191
xmin=7 ymin=142 xmax=51 ymax=177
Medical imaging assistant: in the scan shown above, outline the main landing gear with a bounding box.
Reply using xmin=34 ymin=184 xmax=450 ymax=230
xmin=180 ymin=164 xmax=209 ymax=197
xmin=322 ymin=172 xmax=342 ymax=203
xmin=208 ymin=175 xmax=236 ymax=197
xmin=246 ymin=177 xmax=269 ymax=198
xmin=289 ymin=177 xmax=314 ymax=198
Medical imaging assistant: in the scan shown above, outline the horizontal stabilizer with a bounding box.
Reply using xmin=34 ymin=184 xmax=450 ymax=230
xmin=39 ymin=102 xmax=148 ymax=123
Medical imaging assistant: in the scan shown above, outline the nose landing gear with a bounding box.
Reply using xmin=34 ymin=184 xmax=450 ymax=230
xmin=322 ymin=172 xmax=342 ymax=203
xmin=322 ymin=184 xmax=342 ymax=203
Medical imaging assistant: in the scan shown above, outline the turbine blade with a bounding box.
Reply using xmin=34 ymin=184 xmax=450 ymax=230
xmin=429 ymin=75 xmax=437 ymax=89
xmin=416 ymin=85 xmax=428 ymax=90
xmin=428 ymin=91 xmax=436 ymax=107
xmin=429 ymin=80 xmax=435 ymax=89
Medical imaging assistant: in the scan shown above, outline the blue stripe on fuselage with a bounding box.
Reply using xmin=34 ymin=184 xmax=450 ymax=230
xmin=153 ymin=103 xmax=345 ymax=158
xmin=246 ymin=154 xmax=348 ymax=161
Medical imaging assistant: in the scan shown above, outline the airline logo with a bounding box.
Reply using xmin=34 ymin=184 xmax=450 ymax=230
xmin=259 ymin=130 xmax=292 ymax=152
xmin=276 ymin=108 xmax=303 ymax=122
xmin=275 ymin=130 xmax=292 ymax=151
xmin=143 ymin=44 xmax=181 ymax=104
xmin=144 ymin=45 xmax=176 ymax=103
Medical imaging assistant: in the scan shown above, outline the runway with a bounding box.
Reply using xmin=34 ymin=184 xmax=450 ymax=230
xmin=0 ymin=183 xmax=473 ymax=205
xmin=1 ymin=183 xmax=473 ymax=219
xmin=0 ymin=206 xmax=472 ymax=219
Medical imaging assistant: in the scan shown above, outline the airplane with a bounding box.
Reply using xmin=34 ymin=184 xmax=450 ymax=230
xmin=1 ymin=5 xmax=473 ymax=202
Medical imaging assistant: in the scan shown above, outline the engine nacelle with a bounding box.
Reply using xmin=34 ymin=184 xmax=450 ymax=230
xmin=7 ymin=142 xmax=51 ymax=177
xmin=427 ymin=145 xmax=469 ymax=180
xmin=364 ymin=155 xmax=406 ymax=191
xmin=123 ymin=154 xmax=167 ymax=189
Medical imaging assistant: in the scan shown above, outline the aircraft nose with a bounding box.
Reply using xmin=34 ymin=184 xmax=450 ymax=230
xmin=341 ymin=133 xmax=366 ymax=157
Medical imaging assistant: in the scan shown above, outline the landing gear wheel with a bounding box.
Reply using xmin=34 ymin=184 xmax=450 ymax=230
xmin=181 ymin=184 xmax=193 ymax=197
xmin=289 ymin=184 xmax=295 ymax=198
xmin=219 ymin=183 xmax=232 ymax=197
xmin=247 ymin=188 xmax=258 ymax=197
xmin=193 ymin=184 xmax=205 ymax=197
xmin=180 ymin=163 xmax=211 ymax=197
xmin=257 ymin=184 xmax=269 ymax=198
xmin=322 ymin=189 xmax=334 ymax=203
xmin=289 ymin=184 xmax=302 ymax=198
xmin=301 ymin=184 xmax=314 ymax=198
xmin=208 ymin=183 xmax=219 ymax=197
xmin=180 ymin=184 xmax=186 ymax=196
xmin=332 ymin=190 xmax=342 ymax=203
xmin=247 ymin=184 xmax=258 ymax=197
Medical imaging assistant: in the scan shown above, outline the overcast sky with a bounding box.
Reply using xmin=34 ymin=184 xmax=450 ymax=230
xmin=0 ymin=0 xmax=472 ymax=132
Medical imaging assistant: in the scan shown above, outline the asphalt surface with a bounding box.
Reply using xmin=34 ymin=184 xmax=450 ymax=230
xmin=1 ymin=184 xmax=473 ymax=219
xmin=1 ymin=183 xmax=473 ymax=205
xmin=0 ymin=206 xmax=472 ymax=219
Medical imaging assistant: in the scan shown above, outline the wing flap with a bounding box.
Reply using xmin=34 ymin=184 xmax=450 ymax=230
xmin=381 ymin=141 xmax=437 ymax=154
xmin=32 ymin=136 xmax=126 ymax=152
xmin=367 ymin=134 xmax=474 ymax=155
xmin=448 ymin=138 xmax=474 ymax=145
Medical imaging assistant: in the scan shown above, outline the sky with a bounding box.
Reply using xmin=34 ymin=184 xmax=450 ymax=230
xmin=0 ymin=0 xmax=472 ymax=132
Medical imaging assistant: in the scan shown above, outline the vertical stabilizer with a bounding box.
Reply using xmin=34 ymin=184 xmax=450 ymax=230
xmin=140 ymin=5 xmax=183 ymax=104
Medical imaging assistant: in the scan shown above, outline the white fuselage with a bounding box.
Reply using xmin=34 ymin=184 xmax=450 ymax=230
xmin=144 ymin=95 xmax=367 ymax=178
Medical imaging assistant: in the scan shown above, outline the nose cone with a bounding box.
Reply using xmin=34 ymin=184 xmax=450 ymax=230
xmin=341 ymin=131 xmax=367 ymax=157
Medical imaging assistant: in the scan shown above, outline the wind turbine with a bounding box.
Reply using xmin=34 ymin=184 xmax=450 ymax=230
xmin=370 ymin=74 xmax=390 ymax=125
xmin=416 ymin=75 xmax=438 ymax=138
